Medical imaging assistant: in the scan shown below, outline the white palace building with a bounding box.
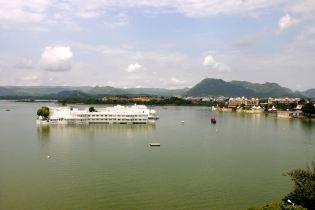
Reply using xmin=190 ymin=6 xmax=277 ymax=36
xmin=36 ymin=105 xmax=158 ymax=125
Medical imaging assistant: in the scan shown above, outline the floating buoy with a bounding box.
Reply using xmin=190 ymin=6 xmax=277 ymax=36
xmin=149 ymin=143 xmax=161 ymax=146
xmin=47 ymin=155 xmax=51 ymax=159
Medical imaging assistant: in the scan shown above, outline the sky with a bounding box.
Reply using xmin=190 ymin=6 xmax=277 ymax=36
xmin=0 ymin=0 xmax=314 ymax=90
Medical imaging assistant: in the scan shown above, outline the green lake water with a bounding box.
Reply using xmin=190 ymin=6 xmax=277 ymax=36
xmin=0 ymin=101 xmax=314 ymax=210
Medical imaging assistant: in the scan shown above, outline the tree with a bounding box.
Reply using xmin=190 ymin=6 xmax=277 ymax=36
xmin=283 ymin=162 xmax=315 ymax=209
xmin=37 ymin=107 xmax=49 ymax=119
xmin=275 ymin=102 xmax=286 ymax=110
xmin=218 ymin=102 xmax=225 ymax=108
xmin=288 ymin=102 xmax=297 ymax=110
xmin=299 ymin=99 xmax=306 ymax=105
xmin=247 ymin=200 xmax=305 ymax=210
xmin=89 ymin=107 xmax=96 ymax=112
xmin=301 ymin=103 xmax=315 ymax=118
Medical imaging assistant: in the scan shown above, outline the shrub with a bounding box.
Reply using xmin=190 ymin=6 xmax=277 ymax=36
xmin=283 ymin=163 xmax=315 ymax=209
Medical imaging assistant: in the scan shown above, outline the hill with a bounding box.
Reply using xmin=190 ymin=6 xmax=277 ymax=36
xmin=87 ymin=86 xmax=188 ymax=97
xmin=186 ymin=78 xmax=257 ymax=97
xmin=88 ymin=86 xmax=128 ymax=96
xmin=302 ymin=89 xmax=315 ymax=98
xmin=1 ymin=86 xmax=92 ymax=96
xmin=230 ymin=81 xmax=298 ymax=97
xmin=186 ymin=78 xmax=305 ymax=98
xmin=0 ymin=87 xmax=13 ymax=96
xmin=124 ymin=88 xmax=188 ymax=96
xmin=52 ymin=90 xmax=90 ymax=99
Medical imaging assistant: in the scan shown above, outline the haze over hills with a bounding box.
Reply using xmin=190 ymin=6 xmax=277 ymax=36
xmin=0 ymin=86 xmax=188 ymax=99
xmin=87 ymin=86 xmax=189 ymax=97
xmin=0 ymin=78 xmax=313 ymax=99
xmin=302 ymin=89 xmax=315 ymax=98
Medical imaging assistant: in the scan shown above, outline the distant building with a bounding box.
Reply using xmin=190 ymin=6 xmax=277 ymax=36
xmin=268 ymin=97 xmax=300 ymax=105
xmin=277 ymin=110 xmax=303 ymax=118
xmin=183 ymin=96 xmax=202 ymax=101
xmin=36 ymin=105 xmax=158 ymax=125
xmin=101 ymin=96 xmax=162 ymax=102
xmin=295 ymin=104 xmax=303 ymax=110
xmin=201 ymin=97 xmax=212 ymax=102
xmin=214 ymin=96 xmax=228 ymax=102
xmin=228 ymin=97 xmax=259 ymax=108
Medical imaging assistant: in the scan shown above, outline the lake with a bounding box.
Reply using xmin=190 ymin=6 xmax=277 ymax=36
xmin=0 ymin=101 xmax=314 ymax=209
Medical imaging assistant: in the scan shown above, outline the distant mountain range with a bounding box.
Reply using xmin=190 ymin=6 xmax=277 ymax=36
xmin=186 ymin=78 xmax=308 ymax=98
xmin=0 ymin=86 xmax=188 ymax=99
xmin=302 ymin=88 xmax=315 ymax=98
xmin=0 ymin=78 xmax=314 ymax=99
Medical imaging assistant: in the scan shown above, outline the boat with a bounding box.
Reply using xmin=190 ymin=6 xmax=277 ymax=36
xmin=5 ymin=109 xmax=11 ymax=111
xmin=149 ymin=143 xmax=161 ymax=146
xmin=181 ymin=121 xmax=185 ymax=124
xmin=36 ymin=105 xmax=158 ymax=125
xmin=211 ymin=116 xmax=216 ymax=124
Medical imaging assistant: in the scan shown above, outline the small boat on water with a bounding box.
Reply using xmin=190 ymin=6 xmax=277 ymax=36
xmin=211 ymin=116 xmax=216 ymax=124
xmin=5 ymin=109 xmax=11 ymax=111
xmin=149 ymin=143 xmax=161 ymax=147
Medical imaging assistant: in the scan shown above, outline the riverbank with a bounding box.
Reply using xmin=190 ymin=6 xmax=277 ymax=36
xmin=211 ymin=106 xmax=314 ymax=120
xmin=55 ymin=97 xmax=220 ymax=107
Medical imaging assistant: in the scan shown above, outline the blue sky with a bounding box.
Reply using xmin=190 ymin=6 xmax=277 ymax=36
xmin=0 ymin=0 xmax=314 ymax=90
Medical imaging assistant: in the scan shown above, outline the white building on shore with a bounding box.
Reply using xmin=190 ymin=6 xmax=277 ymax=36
xmin=36 ymin=105 xmax=158 ymax=125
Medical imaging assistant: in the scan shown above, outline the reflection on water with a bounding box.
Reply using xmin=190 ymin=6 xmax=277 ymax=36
xmin=300 ymin=119 xmax=315 ymax=140
xmin=37 ymin=124 xmax=156 ymax=141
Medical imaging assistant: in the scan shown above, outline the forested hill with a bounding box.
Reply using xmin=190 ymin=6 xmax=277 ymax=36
xmin=186 ymin=78 xmax=306 ymax=98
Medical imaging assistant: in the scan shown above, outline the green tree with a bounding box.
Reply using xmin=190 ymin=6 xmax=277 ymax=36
xmin=288 ymin=102 xmax=297 ymax=110
xmin=37 ymin=108 xmax=43 ymax=116
xmin=218 ymin=102 xmax=225 ymax=108
xmin=283 ymin=162 xmax=315 ymax=209
xmin=37 ymin=107 xmax=49 ymax=119
xmin=301 ymin=103 xmax=315 ymax=118
xmin=275 ymin=102 xmax=286 ymax=110
xmin=248 ymin=200 xmax=305 ymax=210
xmin=89 ymin=107 xmax=96 ymax=112
xmin=299 ymin=99 xmax=306 ymax=105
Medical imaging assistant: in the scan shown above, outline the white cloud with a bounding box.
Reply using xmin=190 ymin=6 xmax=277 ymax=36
xmin=40 ymin=46 xmax=73 ymax=72
xmin=203 ymin=55 xmax=230 ymax=72
xmin=126 ymin=63 xmax=142 ymax=73
xmin=203 ymin=55 xmax=216 ymax=66
xmin=278 ymin=14 xmax=295 ymax=31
